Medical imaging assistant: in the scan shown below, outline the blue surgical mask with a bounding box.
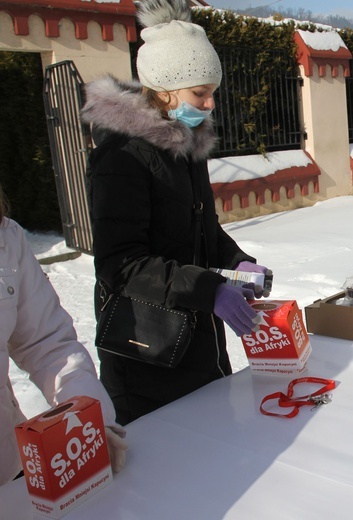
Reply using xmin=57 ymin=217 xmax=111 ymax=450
xmin=168 ymin=101 xmax=212 ymax=128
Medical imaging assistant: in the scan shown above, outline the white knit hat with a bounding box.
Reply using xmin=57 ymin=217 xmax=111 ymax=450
xmin=136 ymin=0 xmax=222 ymax=92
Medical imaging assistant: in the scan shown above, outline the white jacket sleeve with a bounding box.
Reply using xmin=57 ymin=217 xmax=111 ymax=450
xmin=8 ymin=223 xmax=117 ymax=428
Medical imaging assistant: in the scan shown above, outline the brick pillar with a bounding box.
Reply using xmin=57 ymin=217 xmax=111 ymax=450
xmin=295 ymin=29 xmax=352 ymax=198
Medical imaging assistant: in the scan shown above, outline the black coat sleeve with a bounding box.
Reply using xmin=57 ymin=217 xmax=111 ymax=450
xmin=216 ymin=223 xmax=257 ymax=269
xmin=197 ymin=160 xmax=257 ymax=270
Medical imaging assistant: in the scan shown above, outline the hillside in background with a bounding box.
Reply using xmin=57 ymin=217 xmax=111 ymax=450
xmin=236 ymin=5 xmax=353 ymax=29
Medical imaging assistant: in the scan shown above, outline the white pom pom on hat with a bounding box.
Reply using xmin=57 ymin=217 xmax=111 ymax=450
xmin=136 ymin=0 xmax=222 ymax=92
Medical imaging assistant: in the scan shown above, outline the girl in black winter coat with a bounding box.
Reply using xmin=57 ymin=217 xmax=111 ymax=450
xmin=82 ymin=0 xmax=270 ymax=425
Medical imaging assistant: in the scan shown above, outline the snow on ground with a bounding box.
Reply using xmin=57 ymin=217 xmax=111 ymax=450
xmin=10 ymin=195 xmax=353 ymax=419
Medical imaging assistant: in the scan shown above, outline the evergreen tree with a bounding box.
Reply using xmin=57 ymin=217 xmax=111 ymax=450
xmin=0 ymin=52 xmax=61 ymax=232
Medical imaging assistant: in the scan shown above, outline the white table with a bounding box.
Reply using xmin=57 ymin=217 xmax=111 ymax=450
xmin=2 ymin=334 xmax=353 ymax=520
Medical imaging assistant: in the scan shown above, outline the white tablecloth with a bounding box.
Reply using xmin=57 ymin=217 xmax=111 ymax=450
xmin=2 ymin=334 xmax=353 ymax=520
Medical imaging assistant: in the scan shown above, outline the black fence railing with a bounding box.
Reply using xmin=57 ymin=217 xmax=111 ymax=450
xmin=43 ymin=61 xmax=93 ymax=255
xmin=212 ymin=47 xmax=303 ymax=157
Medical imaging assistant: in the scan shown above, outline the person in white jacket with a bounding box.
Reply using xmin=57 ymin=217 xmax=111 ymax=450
xmin=0 ymin=186 xmax=128 ymax=486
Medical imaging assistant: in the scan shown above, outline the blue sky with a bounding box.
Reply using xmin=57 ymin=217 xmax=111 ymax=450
xmin=208 ymin=0 xmax=353 ymax=20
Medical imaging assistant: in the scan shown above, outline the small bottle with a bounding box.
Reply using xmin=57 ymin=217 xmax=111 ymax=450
xmin=210 ymin=268 xmax=273 ymax=294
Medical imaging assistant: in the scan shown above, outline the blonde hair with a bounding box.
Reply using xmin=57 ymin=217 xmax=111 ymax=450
xmin=142 ymin=87 xmax=172 ymax=119
xmin=0 ymin=184 xmax=10 ymax=224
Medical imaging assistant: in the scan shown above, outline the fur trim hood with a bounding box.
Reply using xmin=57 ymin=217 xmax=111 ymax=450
xmin=81 ymin=76 xmax=218 ymax=161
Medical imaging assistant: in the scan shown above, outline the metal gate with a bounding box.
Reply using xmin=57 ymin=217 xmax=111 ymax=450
xmin=43 ymin=60 xmax=93 ymax=255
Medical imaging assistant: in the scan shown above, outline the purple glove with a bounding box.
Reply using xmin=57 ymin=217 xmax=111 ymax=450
xmin=235 ymin=261 xmax=273 ymax=298
xmin=214 ymin=283 xmax=260 ymax=337
xmin=236 ymin=260 xmax=272 ymax=275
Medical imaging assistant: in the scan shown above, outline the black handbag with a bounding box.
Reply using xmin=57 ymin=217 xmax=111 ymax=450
xmin=96 ymin=293 xmax=196 ymax=368
xmin=95 ymin=165 xmax=202 ymax=368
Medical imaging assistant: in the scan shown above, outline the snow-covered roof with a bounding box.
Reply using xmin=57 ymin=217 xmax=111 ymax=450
xmin=297 ymin=28 xmax=348 ymax=51
xmin=208 ymin=150 xmax=313 ymax=183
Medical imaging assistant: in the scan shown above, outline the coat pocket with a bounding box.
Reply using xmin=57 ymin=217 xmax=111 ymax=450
xmin=0 ymin=267 xmax=18 ymax=305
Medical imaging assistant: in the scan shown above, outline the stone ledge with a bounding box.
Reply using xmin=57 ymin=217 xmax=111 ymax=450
xmin=38 ymin=251 xmax=81 ymax=265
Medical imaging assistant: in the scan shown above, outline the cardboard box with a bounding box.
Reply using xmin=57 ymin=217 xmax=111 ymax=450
xmin=241 ymin=300 xmax=312 ymax=376
xmin=15 ymin=396 xmax=112 ymax=519
xmin=305 ymin=291 xmax=353 ymax=340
